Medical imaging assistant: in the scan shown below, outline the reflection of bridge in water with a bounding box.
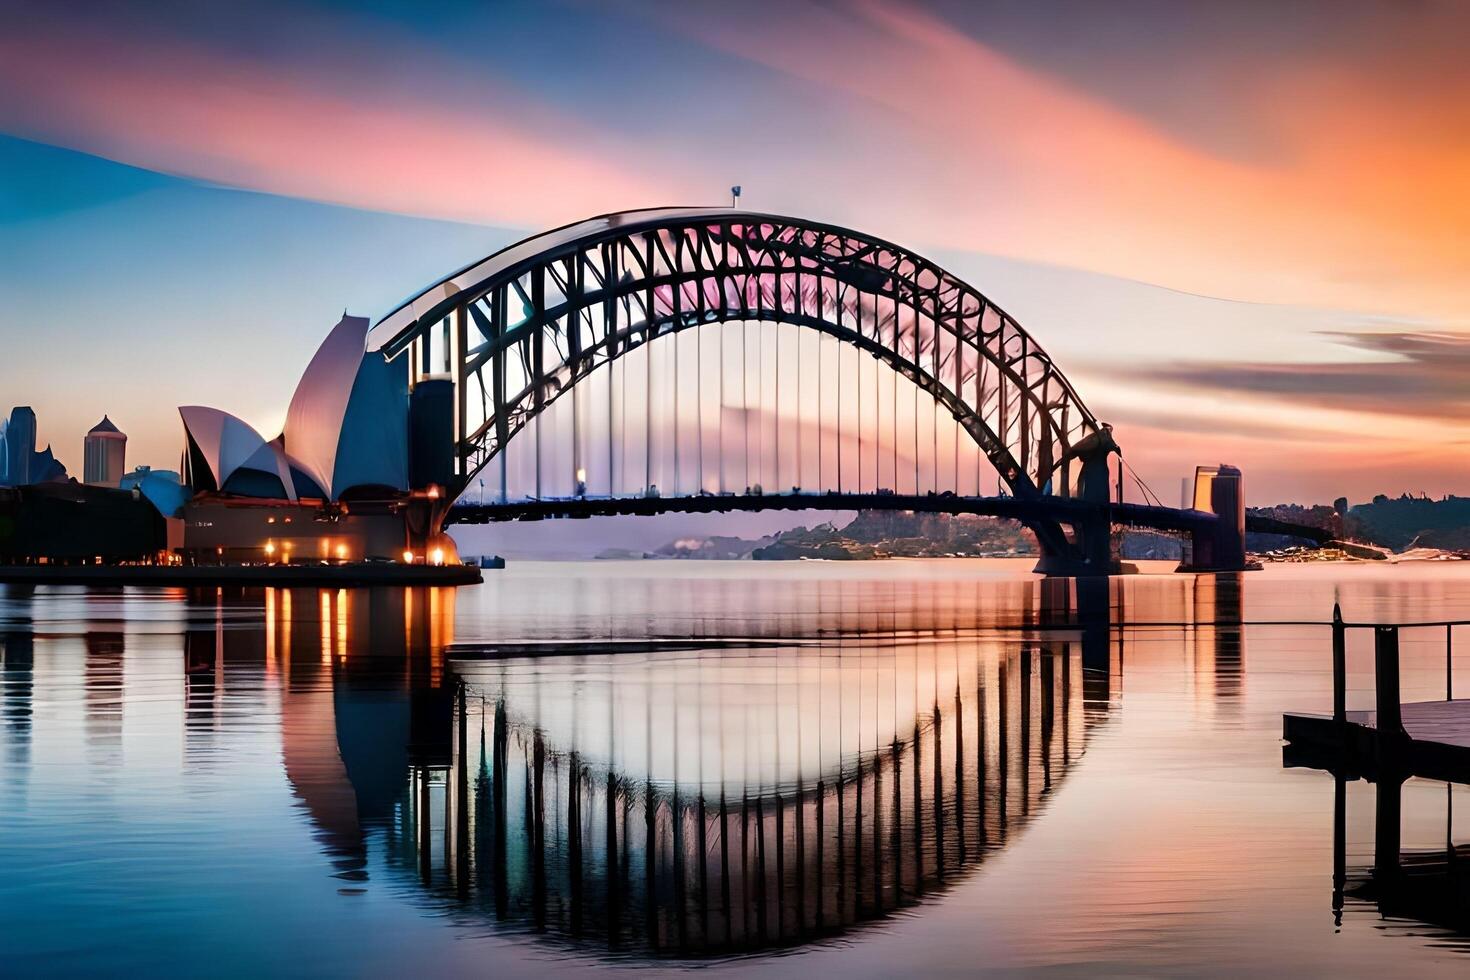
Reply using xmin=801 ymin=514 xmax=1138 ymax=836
xmin=415 ymin=637 xmax=1096 ymax=957
xmin=357 ymin=575 xmax=1241 ymax=959
xmin=6 ymin=573 xmax=1246 ymax=962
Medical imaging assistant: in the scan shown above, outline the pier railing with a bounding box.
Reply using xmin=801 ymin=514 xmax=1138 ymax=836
xmin=1329 ymin=603 xmax=1466 ymax=733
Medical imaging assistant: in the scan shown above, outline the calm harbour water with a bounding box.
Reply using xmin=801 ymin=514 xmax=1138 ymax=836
xmin=2 ymin=559 xmax=1469 ymax=977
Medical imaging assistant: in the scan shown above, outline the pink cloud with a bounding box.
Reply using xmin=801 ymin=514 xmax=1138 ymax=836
xmin=0 ymin=23 xmax=689 ymax=229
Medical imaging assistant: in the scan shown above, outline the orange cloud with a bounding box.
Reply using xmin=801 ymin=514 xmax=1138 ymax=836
xmin=657 ymin=0 xmax=1470 ymax=323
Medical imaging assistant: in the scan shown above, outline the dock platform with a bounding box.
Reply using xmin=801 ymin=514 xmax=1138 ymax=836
xmin=1282 ymin=607 xmax=1468 ymax=784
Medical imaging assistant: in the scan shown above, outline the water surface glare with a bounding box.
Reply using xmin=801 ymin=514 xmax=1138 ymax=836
xmin=2 ymin=560 xmax=1470 ymax=977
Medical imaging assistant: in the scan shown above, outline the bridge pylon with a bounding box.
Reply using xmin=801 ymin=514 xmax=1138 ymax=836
xmin=1030 ymin=425 xmax=1122 ymax=577
xmin=1177 ymin=464 xmax=1250 ymax=572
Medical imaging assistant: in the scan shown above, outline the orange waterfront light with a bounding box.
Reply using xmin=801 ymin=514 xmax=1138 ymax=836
xmin=431 ymin=547 xmax=444 ymax=566
xmin=264 ymin=540 xmax=276 ymax=558
xmin=402 ymin=550 xmax=414 ymax=564
xmin=335 ymin=543 xmax=347 ymax=561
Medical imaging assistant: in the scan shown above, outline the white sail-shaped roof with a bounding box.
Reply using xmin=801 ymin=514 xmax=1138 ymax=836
xmin=284 ymin=315 xmax=366 ymax=500
xmin=283 ymin=314 xmax=407 ymax=500
xmin=179 ymin=406 xmax=271 ymax=492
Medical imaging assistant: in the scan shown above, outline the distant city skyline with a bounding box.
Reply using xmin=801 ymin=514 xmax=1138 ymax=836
xmin=1 ymin=0 xmax=1465 ymax=505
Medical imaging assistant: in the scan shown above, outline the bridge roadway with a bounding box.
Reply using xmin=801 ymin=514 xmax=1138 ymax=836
xmin=447 ymin=490 xmax=1213 ymax=533
xmin=447 ymin=491 xmax=1332 ymax=544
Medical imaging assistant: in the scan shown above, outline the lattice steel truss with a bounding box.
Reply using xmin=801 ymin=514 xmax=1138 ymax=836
xmin=371 ymin=209 xmax=1115 ymax=501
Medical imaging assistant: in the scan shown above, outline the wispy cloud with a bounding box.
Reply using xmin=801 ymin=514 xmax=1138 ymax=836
xmin=1130 ymin=330 xmax=1470 ymax=421
xmin=3 ymin=1 xmax=1466 ymax=322
xmin=651 ymin=0 xmax=1470 ymax=321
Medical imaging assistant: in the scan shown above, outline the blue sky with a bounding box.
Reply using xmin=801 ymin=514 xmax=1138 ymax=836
xmin=1 ymin=0 xmax=1465 ymax=511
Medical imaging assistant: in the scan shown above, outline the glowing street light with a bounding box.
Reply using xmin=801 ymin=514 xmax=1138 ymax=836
xmin=402 ymin=550 xmax=415 ymax=564
xmin=431 ymin=547 xmax=445 ymax=566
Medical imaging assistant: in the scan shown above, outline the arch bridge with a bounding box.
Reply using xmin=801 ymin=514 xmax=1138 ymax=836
xmin=370 ymin=208 xmax=1244 ymax=574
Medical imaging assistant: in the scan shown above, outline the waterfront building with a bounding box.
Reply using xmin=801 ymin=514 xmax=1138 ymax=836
xmin=177 ymin=314 xmax=451 ymax=564
xmin=83 ymin=416 xmax=127 ymax=486
xmin=180 ymin=315 xmax=408 ymax=502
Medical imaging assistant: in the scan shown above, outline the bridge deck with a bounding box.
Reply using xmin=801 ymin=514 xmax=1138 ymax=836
xmin=447 ymin=491 xmax=1219 ymax=534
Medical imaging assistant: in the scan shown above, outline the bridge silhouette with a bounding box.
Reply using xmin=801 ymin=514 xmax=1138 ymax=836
xmin=370 ymin=208 xmax=1262 ymax=574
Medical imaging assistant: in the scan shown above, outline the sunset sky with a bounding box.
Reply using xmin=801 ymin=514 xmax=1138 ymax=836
xmin=1 ymin=0 xmax=1466 ymax=508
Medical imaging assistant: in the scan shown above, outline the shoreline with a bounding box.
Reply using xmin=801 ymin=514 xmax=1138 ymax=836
xmin=0 ymin=563 xmax=483 ymax=588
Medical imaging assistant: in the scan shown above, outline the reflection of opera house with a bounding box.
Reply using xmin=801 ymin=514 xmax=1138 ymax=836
xmin=179 ymin=315 xmax=457 ymax=564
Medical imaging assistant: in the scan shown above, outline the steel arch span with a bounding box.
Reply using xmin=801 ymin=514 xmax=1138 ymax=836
xmin=370 ymin=208 xmax=1119 ymax=506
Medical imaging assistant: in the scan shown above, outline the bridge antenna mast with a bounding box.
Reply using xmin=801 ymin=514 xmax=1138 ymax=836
xmin=730 ymin=185 xmax=741 ymax=208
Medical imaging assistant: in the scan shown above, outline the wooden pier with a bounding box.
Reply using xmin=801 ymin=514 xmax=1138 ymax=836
xmin=1283 ymin=607 xmax=1468 ymax=784
xmin=1285 ymin=609 xmax=1470 ymax=937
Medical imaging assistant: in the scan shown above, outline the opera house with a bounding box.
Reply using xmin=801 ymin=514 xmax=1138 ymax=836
xmin=178 ymin=314 xmax=457 ymax=565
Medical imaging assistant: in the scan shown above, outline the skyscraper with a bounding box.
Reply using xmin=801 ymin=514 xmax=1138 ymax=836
xmin=84 ymin=416 xmax=127 ymax=486
xmin=1 ymin=406 xmax=37 ymax=487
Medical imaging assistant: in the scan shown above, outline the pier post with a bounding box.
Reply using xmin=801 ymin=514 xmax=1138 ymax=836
xmin=1447 ymin=624 xmax=1454 ymax=702
xmin=1331 ymin=604 xmax=1346 ymax=725
xmin=1374 ymin=627 xmax=1404 ymax=741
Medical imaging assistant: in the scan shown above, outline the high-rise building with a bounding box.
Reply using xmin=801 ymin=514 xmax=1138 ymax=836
xmin=1 ymin=406 xmax=37 ymax=487
xmin=84 ymin=416 xmax=127 ymax=486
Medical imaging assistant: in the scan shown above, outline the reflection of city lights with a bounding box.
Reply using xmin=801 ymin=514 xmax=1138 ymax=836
xmin=431 ymin=547 xmax=444 ymax=566
xmin=402 ymin=550 xmax=415 ymax=564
